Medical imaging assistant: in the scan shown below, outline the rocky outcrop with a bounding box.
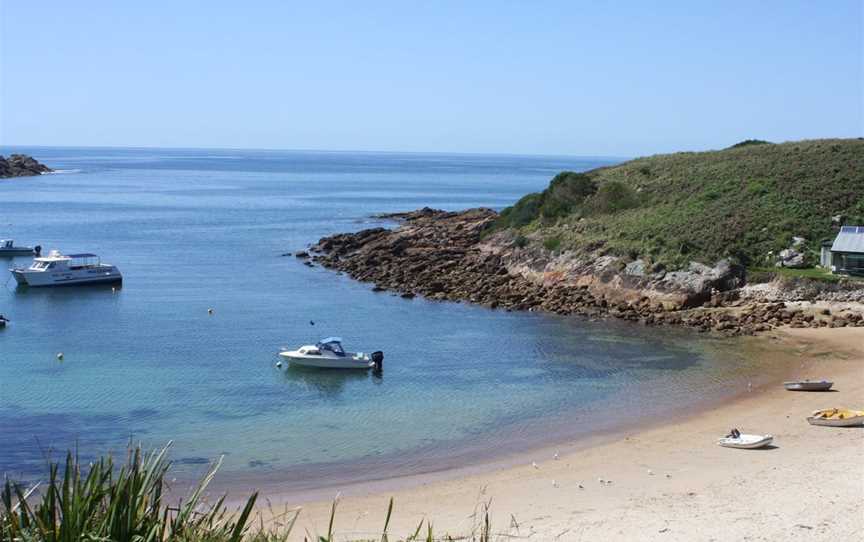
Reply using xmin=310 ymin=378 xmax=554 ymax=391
xmin=305 ymin=208 xmax=864 ymax=335
xmin=0 ymin=154 xmax=52 ymax=178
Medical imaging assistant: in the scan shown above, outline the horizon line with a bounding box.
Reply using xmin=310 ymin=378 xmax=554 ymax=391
xmin=0 ymin=142 xmax=632 ymax=161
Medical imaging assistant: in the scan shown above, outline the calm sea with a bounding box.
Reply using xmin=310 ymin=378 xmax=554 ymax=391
xmin=0 ymin=147 xmax=765 ymax=494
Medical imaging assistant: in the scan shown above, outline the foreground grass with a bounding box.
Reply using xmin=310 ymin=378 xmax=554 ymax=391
xmin=1 ymin=445 xmax=495 ymax=542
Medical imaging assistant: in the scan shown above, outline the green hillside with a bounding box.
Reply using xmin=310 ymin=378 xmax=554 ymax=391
xmin=495 ymin=139 xmax=864 ymax=269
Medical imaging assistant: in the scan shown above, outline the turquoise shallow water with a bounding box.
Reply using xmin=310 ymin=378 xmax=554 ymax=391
xmin=0 ymin=148 xmax=763 ymax=491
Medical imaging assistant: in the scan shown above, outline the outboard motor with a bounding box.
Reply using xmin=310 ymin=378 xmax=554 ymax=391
xmin=34 ymin=245 xmax=42 ymax=256
xmin=371 ymin=351 xmax=384 ymax=372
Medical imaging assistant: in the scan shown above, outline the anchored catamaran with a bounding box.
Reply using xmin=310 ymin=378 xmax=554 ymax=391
xmin=10 ymin=250 xmax=122 ymax=287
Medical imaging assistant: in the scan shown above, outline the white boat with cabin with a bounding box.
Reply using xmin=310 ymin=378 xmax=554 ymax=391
xmin=0 ymin=240 xmax=40 ymax=256
xmin=279 ymin=337 xmax=383 ymax=370
xmin=10 ymin=250 xmax=122 ymax=287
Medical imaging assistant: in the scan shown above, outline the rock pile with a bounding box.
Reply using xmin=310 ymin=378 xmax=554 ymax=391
xmin=309 ymin=208 xmax=864 ymax=335
xmin=0 ymin=154 xmax=52 ymax=178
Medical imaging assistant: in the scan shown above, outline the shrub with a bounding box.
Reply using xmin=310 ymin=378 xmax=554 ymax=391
xmin=539 ymin=172 xmax=597 ymax=221
xmin=496 ymin=192 xmax=542 ymax=228
xmin=587 ymin=181 xmax=640 ymax=215
xmin=729 ymin=139 xmax=772 ymax=149
xmin=543 ymin=236 xmax=562 ymax=251
xmin=513 ymin=234 xmax=528 ymax=248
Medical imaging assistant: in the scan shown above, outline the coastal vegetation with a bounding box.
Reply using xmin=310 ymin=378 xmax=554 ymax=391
xmin=492 ymin=138 xmax=864 ymax=270
xmin=0 ymin=445 xmax=493 ymax=542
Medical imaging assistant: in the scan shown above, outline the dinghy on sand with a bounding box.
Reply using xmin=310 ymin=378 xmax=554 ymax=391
xmin=783 ymin=380 xmax=833 ymax=391
xmin=807 ymin=408 xmax=864 ymax=427
xmin=717 ymin=429 xmax=773 ymax=449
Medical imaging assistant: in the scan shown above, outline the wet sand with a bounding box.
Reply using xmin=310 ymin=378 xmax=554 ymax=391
xmin=253 ymin=327 xmax=864 ymax=541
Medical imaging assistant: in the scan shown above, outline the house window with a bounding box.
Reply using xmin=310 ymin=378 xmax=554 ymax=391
xmin=840 ymin=253 xmax=864 ymax=274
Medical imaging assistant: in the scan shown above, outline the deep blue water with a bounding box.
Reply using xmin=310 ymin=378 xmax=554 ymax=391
xmin=0 ymin=147 xmax=764 ymax=492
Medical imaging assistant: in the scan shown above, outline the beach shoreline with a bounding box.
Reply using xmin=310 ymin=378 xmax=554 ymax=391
xmin=255 ymin=327 xmax=863 ymax=541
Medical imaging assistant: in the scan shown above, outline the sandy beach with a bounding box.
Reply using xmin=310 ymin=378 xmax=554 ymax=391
xmin=268 ymin=327 xmax=864 ymax=541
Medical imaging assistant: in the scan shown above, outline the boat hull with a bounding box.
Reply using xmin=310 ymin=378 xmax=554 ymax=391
xmin=717 ymin=434 xmax=773 ymax=449
xmin=279 ymin=351 xmax=374 ymax=369
xmin=11 ymin=267 xmax=122 ymax=287
xmin=807 ymin=416 xmax=864 ymax=427
xmin=783 ymin=381 xmax=833 ymax=391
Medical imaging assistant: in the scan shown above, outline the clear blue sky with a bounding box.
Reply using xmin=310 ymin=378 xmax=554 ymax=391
xmin=1 ymin=1 xmax=861 ymax=155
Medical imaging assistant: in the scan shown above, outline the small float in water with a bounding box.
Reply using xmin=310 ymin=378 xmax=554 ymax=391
xmin=0 ymin=315 xmax=8 ymax=328
xmin=0 ymin=240 xmax=40 ymax=256
xmin=279 ymin=337 xmax=383 ymax=370
xmin=717 ymin=429 xmax=774 ymax=449
xmin=783 ymin=380 xmax=834 ymax=392
xmin=807 ymin=408 xmax=864 ymax=427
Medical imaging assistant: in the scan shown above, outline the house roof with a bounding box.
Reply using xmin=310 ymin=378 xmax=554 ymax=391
xmin=831 ymin=226 xmax=864 ymax=253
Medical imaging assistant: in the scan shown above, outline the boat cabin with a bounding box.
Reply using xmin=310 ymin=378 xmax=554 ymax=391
xmin=316 ymin=337 xmax=346 ymax=357
xmin=29 ymin=252 xmax=103 ymax=271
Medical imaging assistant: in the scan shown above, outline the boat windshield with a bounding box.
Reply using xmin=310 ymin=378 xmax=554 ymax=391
xmin=317 ymin=341 xmax=346 ymax=356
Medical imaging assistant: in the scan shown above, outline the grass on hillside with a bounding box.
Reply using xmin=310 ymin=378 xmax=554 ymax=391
xmin=747 ymin=266 xmax=841 ymax=283
xmin=493 ymin=139 xmax=864 ymax=270
xmin=1 ymin=444 xmax=496 ymax=542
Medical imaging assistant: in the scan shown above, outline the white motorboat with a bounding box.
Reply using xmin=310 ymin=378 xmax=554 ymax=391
xmin=279 ymin=337 xmax=383 ymax=370
xmin=783 ymin=380 xmax=833 ymax=391
xmin=717 ymin=429 xmax=773 ymax=449
xmin=10 ymin=250 xmax=122 ymax=287
xmin=0 ymin=240 xmax=40 ymax=256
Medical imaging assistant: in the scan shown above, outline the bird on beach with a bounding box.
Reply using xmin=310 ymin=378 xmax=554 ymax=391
xmin=552 ymin=479 xmax=558 ymax=488
xmin=553 ymin=451 xmax=560 ymax=460
xmin=531 ymin=461 xmax=539 ymax=469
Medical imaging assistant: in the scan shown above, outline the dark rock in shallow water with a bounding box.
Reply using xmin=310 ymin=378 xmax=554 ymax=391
xmin=294 ymin=250 xmax=309 ymax=258
xmin=0 ymin=154 xmax=52 ymax=178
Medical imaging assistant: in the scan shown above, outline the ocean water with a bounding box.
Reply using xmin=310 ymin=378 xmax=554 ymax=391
xmin=1 ymin=147 xmax=766 ymax=493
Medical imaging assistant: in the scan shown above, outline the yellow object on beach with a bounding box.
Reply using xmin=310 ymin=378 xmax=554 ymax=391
xmin=807 ymin=408 xmax=864 ymax=427
xmin=812 ymin=408 xmax=864 ymax=419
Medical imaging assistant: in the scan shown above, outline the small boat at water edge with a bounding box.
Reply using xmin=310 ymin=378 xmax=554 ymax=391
xmin=717 ymin=430 xmax=774 ymax=449
xmin=784 ymin=380 xmax=834 ymax=391
xmin=10 ymin=250 xmax=122 ymax=287
xmin=279 ymin=337 xmax=383 ymax=370
xmin=0 ymin=240 xmax=40 ymax=256
xmin=807 ymin=408 xmax=864 ymax=427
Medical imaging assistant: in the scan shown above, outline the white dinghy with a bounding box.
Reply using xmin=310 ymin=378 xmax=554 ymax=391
xmin=717 ymin=429 xmax=773 ymax=449
xmin=279 ymin=337 xmax=383 ymax=370
xmin=783 ymin=380 xmax=833 ymax=391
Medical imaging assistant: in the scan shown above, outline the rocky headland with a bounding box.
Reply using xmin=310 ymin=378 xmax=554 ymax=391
xmin=310 ymin=208 xmax=864 ymax=335
xmin=0 ymin=154 xmax=52 ymax=178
